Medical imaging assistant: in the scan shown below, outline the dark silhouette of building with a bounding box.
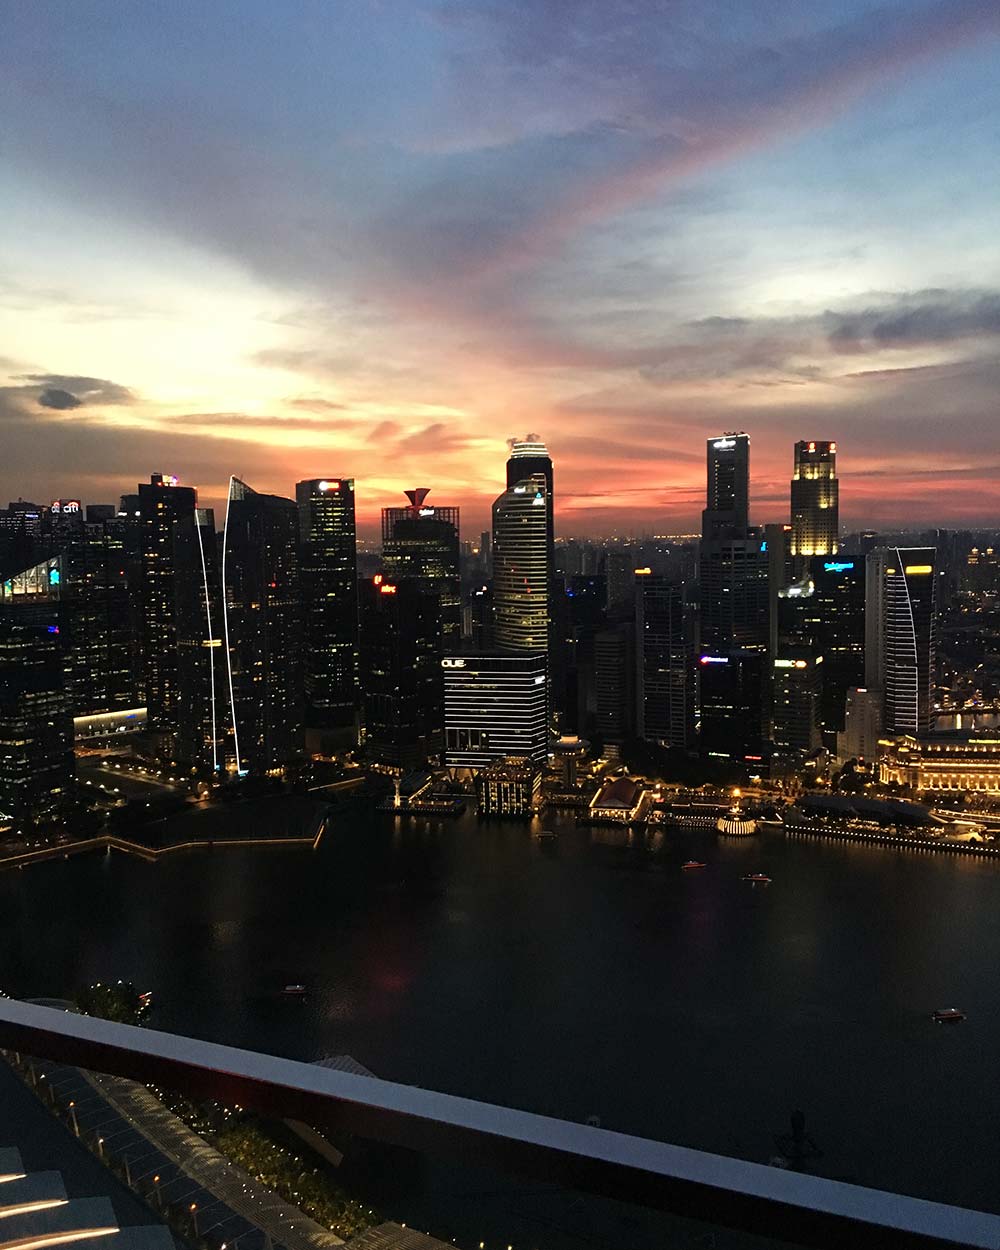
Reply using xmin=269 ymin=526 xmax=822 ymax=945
xmin=777 ymin=556 xmax=865 ymax=747
xmin=635 ymin=572 xmax=694 ymax=748
xmin=0 ymin=611 xmax=74 ymax=830
xmin=296 ymin=477 xmax=359 ymax=753
xmin=699 ymin=650 xmax=766 ymax=762
xmin=222 ymin=478 xmax=302 ymax=776
xmin=382 ymin=489 xmax=461 ymax=646
xmin=360 ymin=576 xmax=442 ymax=768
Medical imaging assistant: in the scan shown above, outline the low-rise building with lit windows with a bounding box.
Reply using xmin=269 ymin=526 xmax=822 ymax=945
xmin=878 ymin=732 xmax=1000 ymax=794
xmin=475 ymin=756 xmax=540 ymax=816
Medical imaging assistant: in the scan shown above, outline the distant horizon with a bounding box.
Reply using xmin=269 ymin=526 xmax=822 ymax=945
xmin=5 ymin=458 xmax=999 ymax=544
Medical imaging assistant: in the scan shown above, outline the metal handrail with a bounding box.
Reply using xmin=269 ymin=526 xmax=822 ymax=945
xmin=0 ymin=998 xmax=996 ymax=1250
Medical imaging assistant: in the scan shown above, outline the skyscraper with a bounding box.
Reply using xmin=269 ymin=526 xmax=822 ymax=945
xmin=381 ymin=489 xmax=461 ymax=646
xmin=359 ymin=575 xmax=442 ymax=768
xmin=699 ymin=651 xmax=766 ymax=761
xmin=771 ymin=650 xmax=823 ymax=756
xmin=504 ymin=436 xmax=559 ymax=704
xmin=635 ymin=572 xmax=694 ymax=748
xmin=442 ymin=653 xmax=548 ymax=772
xmin=790 ymin=440 xmax=839 ymax=559
xmin=0 ymin=613 xmax=74 ymax=830
xmin=699 ymin=432 xmax=768 ymax=654
xmin=136 ymin=473 xmax=220 ymax=764
xmin=222 ymin=478 xmax=302 ymax=776
xmin=702 ymin=432 xmax=750 ymax=538
xmin=296 ymin=478 xmax=359 ymax=752
xmin=778 ymin=556 xmax=865 ymax=746
xmin=865 ymin=548 xmax=937 ymax=736
xmin=492 ymin=473 xmax=550 ymax=654
xmin=172 ymin=504 xmax=226 ymax=772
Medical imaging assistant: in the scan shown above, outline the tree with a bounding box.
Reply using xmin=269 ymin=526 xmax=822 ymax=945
xmin=75 ymin=980 xmax=150 ymax=1025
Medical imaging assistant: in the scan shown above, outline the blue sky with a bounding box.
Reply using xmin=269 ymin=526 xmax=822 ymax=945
xmin=2 ymin=0 xmax=999 ymax=533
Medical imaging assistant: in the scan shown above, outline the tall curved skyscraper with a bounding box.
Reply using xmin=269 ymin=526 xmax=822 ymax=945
xmin=222 ymin=477 xmax=302 ymax=776
xmin=492 ymin=472 xmax=550 ymax=654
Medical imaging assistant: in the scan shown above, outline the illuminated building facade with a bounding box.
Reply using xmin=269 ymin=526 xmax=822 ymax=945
xmin=777 ymin=557 xmax=865 ymax=746
xmin=504 ymin=436 xmax=559 ymax=706
xmin=222 ymin=478 xmax=302 ymax=776
xmin=3 ymin=513 xmax=137 ymax=719
xmin=475 ymin=755 xmax=540 ymax=816
xmin=865 ymin=548 xmax=937 ymax=736
xmin=442 ymin=653 xmax=548 ymax=771
xmin=492 ymin=473 xmax=550 ymax=654
xmin=789 ymin=440 xmax=839 ymax=559
xmin=878 ymin=733 xmax=1000 ymax=793
xmin=0 ymin=613 xmax=74 ymax=829
xmin=296 ymin=477 xmax=359 ymax=752
xmin=360 ymin=576 xmax=442 ymax=768
xmin=838 ymin=687 xmax=882 ymax=761
xmin=381 ymin=488 xmax=461 ymax=646
xmin=635 ymin=573 xmax=693 ymax=748
xmin=771 ymin=650 xmax=823 ymax=755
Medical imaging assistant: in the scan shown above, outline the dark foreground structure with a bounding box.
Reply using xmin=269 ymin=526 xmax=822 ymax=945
xmin=0 ymin=999 xmax=997 ymax=1250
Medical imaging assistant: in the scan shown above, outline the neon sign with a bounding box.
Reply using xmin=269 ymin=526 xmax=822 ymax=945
xmin=712 ymin=438 xmax=736 ymax=450
xmin=823 ymin=561 xmax=855 ymax=573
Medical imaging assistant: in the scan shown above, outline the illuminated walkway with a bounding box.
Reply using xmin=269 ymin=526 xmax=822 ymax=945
xmin=23 ymin=1058 xmax=345 ymax=1250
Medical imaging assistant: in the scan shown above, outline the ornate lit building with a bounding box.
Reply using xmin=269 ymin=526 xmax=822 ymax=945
xmin=789 ymin=440 xmax=839 ymax=558
xmin=879 ymin=733 xmax=1000 ymax=794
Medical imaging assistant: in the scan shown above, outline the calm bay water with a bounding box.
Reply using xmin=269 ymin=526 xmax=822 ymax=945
xmin=2 ymin=807 xmax=999 ymax=1244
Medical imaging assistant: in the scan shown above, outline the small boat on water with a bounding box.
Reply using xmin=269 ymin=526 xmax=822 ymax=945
xmin=536 ymin=830 xmax=559 ymax=841
xmin=743 ymin=873 xmax=772 ymax=884
xmin=932 ymin=1007 xmax=965 ymax=1023
xmin=681 ymin=861 xmax=707 ymax=871
xmin=281 ymin=984 xmax=308 ymax=997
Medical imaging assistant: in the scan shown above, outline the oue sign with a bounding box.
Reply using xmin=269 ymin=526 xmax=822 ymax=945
xmin=442 ymin=658 xmax=466 ymax=668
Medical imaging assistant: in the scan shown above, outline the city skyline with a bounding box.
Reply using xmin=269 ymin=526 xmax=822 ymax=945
xmin=3 ymin=1 xmax=1000 ymax=533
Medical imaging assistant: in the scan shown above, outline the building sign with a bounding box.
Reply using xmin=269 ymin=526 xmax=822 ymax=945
xmin=442 ymin=658 xmax=466 ymax=668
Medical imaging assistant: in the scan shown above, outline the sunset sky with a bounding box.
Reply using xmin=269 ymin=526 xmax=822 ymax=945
xmin=2 ymin=0 xmax=999 ymax=536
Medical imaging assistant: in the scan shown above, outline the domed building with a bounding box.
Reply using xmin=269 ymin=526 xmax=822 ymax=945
xmin=717 ymin=790 xmax=758 ymax=837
